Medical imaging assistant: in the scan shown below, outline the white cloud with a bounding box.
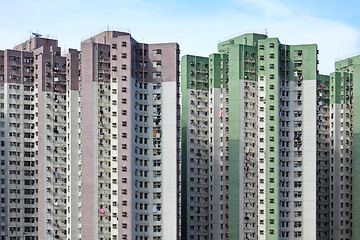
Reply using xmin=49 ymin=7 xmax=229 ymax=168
xmin=265 ymin=15 xmax=360 ymax=74
xmin=157 ymin=0 xmax=360 ymax=74
xmin=1 ymin=0 xmax=359 ymax=75
xmin=235 ymin=0 xmax=293 ymax=18
xmin=228 ymin=0 xmax=360 ymax=74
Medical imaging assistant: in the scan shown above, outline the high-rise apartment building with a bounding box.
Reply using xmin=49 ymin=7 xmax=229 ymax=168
xmin=0 ymin=36 xmax=80 ymax=240
xmin=0 ymin=30 xmax=180 ymax=240
xmin=0 ymin=41 xmax=40 ymax=240
xmin=329 ymin=56 xmax=360 ymax=239
xmin=79 ymin=31 xmax=180 ymax=240
xmin=1 ymin=29 xmax=359 ymax=240
xmin=181 ymin=33 xmax=359 ymax=240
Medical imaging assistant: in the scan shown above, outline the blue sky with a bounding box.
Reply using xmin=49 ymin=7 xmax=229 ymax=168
xmin=1 ymin=0 xmax=360 ymax=74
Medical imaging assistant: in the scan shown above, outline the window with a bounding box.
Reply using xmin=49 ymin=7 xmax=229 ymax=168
xmin=294 ymin=60 xmax=302 ymax=67
xmin=294 ymin=50 xmax=302 ymax=57
xmin=153 ymin=49 xmax=162 ymax=56
xmin=294 ymin=181 xmax=302 ymax=188
xmin=153 ymin=61 xmax=161 ymax=67
xmin=153 ymin=72 xmax=161 ymax=78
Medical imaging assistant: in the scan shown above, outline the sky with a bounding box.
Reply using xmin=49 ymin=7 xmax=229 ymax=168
xmin=1 ymin=0 xmax=360 ymax=74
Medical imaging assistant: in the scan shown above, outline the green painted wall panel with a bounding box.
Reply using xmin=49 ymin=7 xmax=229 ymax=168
xmin=318 ymin=74 xmax=330 ymax=106
xmin=180 ymin=55 xmax=189 ymax=240
xmin=209 ymin=54 xmax=222 ymax=89
xmin=218 ymin=33 xmax=267 ymax=53
xmin=334 ymin=55 xmax=360 ymax=238
xmin=228 ymin=44 xmax=241 ymax=240
xmin=258 ymin=37 xmax=280 ymax=239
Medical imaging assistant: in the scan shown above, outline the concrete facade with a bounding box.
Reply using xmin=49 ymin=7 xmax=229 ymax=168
xmin=79 ymin=31 xmax=180 ymax=240
xmin=0 ymin=37 xmax=78 ymax=240
xmin=181 ymin=33 xmax=357 ymax=240
xmin=1 ymin=29 xmax=360 ymax=240
xmin=0 ymin=31 xmax=180 ymax=240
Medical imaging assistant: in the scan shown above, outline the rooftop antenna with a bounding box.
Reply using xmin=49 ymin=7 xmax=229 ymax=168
xmin=32 ymin=32 xmax=42 ymax=38
xmin=265 ymin=27 xmax=268 ymax=36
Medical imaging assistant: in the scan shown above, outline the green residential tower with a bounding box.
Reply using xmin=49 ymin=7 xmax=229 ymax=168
xmin=181 ymin=32 xmax=358 ymax=240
